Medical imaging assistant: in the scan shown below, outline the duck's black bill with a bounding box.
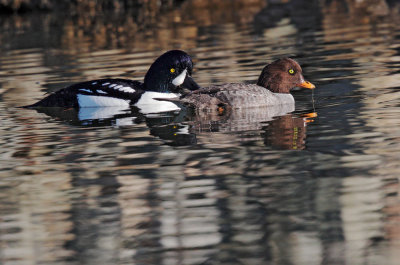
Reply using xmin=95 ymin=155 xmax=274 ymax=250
xmin=182 ymin=75 xmax=201 ymax=91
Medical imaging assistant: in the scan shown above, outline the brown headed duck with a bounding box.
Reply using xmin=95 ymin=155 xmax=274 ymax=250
xmin=171 ymin=58 xmax=315 ymax=111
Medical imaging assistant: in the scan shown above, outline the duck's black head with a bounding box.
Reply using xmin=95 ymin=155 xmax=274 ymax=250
xmin=144 ymin=50 xmax=201 ymax=93
xmin=257 ymin=58 xmax=315 ymax=94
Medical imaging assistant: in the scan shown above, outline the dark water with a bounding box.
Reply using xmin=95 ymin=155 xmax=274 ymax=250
xmin=1 ymin=0 xmax=400 ymax=264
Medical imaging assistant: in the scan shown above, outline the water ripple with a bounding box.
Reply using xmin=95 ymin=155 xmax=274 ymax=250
xmin=1 ymin=1 xmax=400 ymax=264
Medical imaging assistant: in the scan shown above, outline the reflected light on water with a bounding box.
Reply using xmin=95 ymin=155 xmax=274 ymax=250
xmin=1 ymin=0 xmax=400 ymax=265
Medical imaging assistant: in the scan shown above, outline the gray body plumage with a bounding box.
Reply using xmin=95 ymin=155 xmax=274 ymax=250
xmin=179 ymin=83 xmax=295 ymax=110
xmin=159 ymin=58 xmax=314 ymax=112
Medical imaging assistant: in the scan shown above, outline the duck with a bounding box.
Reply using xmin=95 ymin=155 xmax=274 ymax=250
xmin=168 ymin=58 xmax=314 ymax=111
xmin=22 ymin=50 xmax=201 ymax=114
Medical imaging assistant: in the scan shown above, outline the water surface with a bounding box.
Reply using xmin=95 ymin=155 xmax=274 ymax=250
xmin=1 ymin=1 xmax=400 ymax=264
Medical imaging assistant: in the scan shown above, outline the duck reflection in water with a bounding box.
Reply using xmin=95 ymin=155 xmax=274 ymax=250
xmin=160 ymin=107 xmax=317 ymax=149
xmin=262 ymin=113 xmax=314 ymax=150
xmin=32 ymin=103 xmax=316 ymax=149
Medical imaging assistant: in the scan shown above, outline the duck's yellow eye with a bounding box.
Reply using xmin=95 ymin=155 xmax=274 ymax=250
xmin=288 ymin=69 xmax=295 ymax=75
xmin=170 ymin=68 xmax=176 ymax=73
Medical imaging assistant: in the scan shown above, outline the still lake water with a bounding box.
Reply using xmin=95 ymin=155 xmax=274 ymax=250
xmin=1 ymin=0 xmax=400 ymax=264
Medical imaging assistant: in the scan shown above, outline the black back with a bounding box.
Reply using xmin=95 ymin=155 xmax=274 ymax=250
xmin=24 ymin=79 xmax=145 ymax=108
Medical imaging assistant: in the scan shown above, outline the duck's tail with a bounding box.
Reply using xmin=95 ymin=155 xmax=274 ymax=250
xmin=19 ymin=92 xmax=77 ymax=108
xmin=20 ymin=101 xmax=41 ymax=108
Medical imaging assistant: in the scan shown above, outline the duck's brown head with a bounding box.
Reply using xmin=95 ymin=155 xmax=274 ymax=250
xmin=256 ymin=58 xmax=315 ymax=94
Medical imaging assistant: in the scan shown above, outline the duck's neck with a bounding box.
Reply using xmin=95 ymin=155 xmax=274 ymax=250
xmin=257 ymin=70 xmax=291 ymax=94
xmin=143 ymin=78 xmax=171 ymax=93
xmin=144 ymin=82 xmax=171 ymax=93
xmin=143 ymin=67 xmax=171 ymax=92
xmin=257 ymin=79 xmax=291 ymax=94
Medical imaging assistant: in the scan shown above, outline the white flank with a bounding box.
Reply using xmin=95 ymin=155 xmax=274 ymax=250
xmin=79 ymin=88 xmax=92 ymax=93
xmin=172 ymin=68 xmax=187 ymax=86
xmin=109 ymin=84 xmax=117 ymax=88
xmin=78 ymin=94 xmax=130 ymax=107
xmin=97 ymin=90 xmax=107 ymax=94
xmin=177 ymin=125 xmax=190 ymax=134
xmin=78 ymin=106 xmax=130 ymax=120
xmin=134 ymin=91 xmax=181 ymax=114
xmin=118 ymin=86 xmax=135 ymax=93
xmin=92 ymin=82 xmax=97 ymax=85
xmin=102 ymin=82 xmax=110 ymax=86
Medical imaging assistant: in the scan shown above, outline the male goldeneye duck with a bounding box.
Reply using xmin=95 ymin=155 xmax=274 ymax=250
xmin=23 ymin=50 xmax=201 ymax=113
xmin=170 ymin=58 xmax=315 ymax=110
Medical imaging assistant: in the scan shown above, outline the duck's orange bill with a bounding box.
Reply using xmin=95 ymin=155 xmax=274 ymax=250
xmin=298 ymin=81 xmax=315 ymax=89
xmin=302 ymin=112 xmax=318 ymax=118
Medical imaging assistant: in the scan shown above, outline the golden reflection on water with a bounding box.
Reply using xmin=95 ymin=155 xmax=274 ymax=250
xmin=319 ymin=2 xmax=400 ymax=263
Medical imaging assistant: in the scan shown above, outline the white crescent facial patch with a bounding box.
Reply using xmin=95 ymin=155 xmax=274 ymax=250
xmin=172 ymin=68 xmax=187 ymax=86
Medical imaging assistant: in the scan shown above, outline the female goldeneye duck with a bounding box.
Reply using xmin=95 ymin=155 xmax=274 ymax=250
xmin=23 ymin=50 xmax=201 ymax=113
xmin=172 ymin=58 xmax=315 ymax=110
